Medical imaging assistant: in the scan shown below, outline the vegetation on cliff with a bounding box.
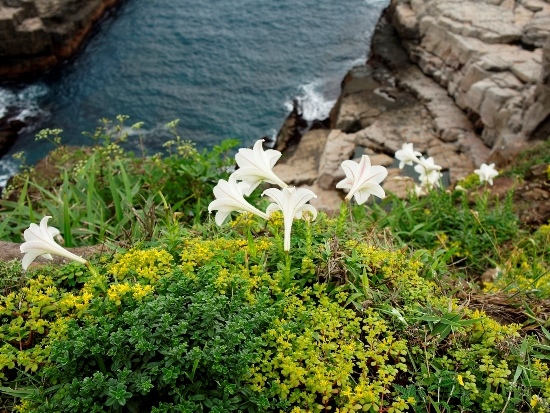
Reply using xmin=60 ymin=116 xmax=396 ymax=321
xmin=0 ymin=120 xmax=549 ymax=412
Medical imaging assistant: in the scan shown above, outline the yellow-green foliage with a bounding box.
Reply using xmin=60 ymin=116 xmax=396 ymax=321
xmin=456 ymin=172 xmax=481 ymax=189
xmin=0 ymin=248 xmax=172 ymax=386
xmin=345 ymin=241 xmax=438 ymax=305
xmin=179 ymin=237 xmax=272 ymax=298
xmin=247 ymin=285 xmax=413 ymax=413
xmin=0 ymin=274 xmax=93 ymax=379
xmin=482 ymin=238 xmax=550 ymax=298
xmin=109 ymin=247 xmax=173 ymax=284
xmin=409 ymin=307 xmax=532 ymax=412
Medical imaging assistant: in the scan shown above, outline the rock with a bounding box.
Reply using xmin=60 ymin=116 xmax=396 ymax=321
xmin=329 ymin=65 xmax=386 ymax=132
xmin=364 ymin=151 xmax=395 ymax=167
xmin=393 ymin=0 xmax=550 ymax=148
xmin=270 ymin=0 xmax=550 ymax=212
xmin=522 ymin=15 xmax=550 ymax=48
xmin=0 ymin=0 xmax=123 ymax=78
xmin=522 ymin=36 xmax=550 ymax=139
xmin=382 ymin=168 xmax=416 ymax=199
xmin=302 ymin=183 xmax=344 ymax=215
xmin=0 ymin=110 xmax=28 ymax=158
xmin=275 ymin=99 xmax=308 ymax=152
xmin=273 ymin=129 xmax=330 ymax=186
xmin=317 ymin=130 xmax=355 ymax=190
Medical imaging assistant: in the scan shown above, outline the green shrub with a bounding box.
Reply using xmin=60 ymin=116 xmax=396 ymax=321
xmin=0 ymin=118 xmax=240 ymax=245
xmin=26 ymin=268 xmax=279 ymax=412
xmin=361 ymin=188 xmax=519 ymax=275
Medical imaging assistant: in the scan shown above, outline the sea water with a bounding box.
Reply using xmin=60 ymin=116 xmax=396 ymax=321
xmin=0 ymin=0 xmax=388 ymax=186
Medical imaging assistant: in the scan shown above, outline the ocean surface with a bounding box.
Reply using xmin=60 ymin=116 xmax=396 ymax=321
xmin=0 ymin=0 xmax=388 ymax=186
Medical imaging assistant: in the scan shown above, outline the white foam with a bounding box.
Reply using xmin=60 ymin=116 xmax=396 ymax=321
xmin=0 ymin=158 xmax=20 ymax=189
xmin=0 ymin=88 xmax=16 ymax=119
xmin=285 ymin=80 xmax=336 ymax=122
xmin=0 ymin=84 xmax=49 ymax=123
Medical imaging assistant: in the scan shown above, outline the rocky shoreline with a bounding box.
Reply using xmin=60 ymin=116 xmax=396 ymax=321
xmin=0 ymin=0 xmax=124 ymax=158
xmin=275 ymin=0 xmax=550 ymax=213
xmin=0 ymin=0 xmax=549 ymax=212
xmin=0 ymin=0 xmax=123 ymax=79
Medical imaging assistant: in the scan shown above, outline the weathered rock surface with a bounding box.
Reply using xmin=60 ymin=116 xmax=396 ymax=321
xmin=274 ymin=0 xmax=550 ymax=213
xmin=391 ymin=0 xmax=550 ymax=150
xmin=0 ymin=0 xmax=123 ymax=78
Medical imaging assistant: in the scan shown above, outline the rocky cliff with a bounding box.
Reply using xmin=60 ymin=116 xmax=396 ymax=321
xmin=0 ymin=0 xmax=122 ymax=78
xmin=274 ymin=0 xmax=550 ymax=213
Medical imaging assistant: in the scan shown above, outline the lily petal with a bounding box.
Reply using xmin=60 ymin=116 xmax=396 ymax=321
xmin=337 ymin=155 xmax=388 ymax=205
xmin=20 ymin=216 xmax=87 ymax=269
xmin=233 ymin=140 xmax=288 ymax=195
xmin=474 ymin=163 xmax=499 ymax=185
xmin=395 ymin=143 xmax=422 ymax=169
xmin=208 ymin=175 xmax=269 ymax=225
xmin=263 ymin=187 xmax=317 ymax=251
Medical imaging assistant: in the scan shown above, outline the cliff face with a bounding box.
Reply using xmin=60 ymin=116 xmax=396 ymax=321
xmin=0 ymin=0 xmax=122 ymax=78
xmin=391 ymin=0 xmax=550 ymax=148
xmin=274 ymin=0 xmax=550 ymax=213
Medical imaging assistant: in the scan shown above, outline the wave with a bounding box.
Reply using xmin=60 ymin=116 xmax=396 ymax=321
xmin=0 ymin=83 xmax=49 ymax=123
xmin=0 ymin=158 xmax=20 ymax=189
xmin=285 ymin=80 xmax=337 ymax=122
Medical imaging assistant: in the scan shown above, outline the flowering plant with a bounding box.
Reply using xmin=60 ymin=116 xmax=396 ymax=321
xmin=263 ymin=187 xmax=317 ymax=251
xmin=474 ymin=163 xmax=499 ymax=186
xmin=20 ymin=216 xmax=87 ymax=270
xmin=208 ymin=140 xmax=317 ymax=252
xmin=336 ymin=155 xmax=388 ymax=204
xmin=232 ymin=139 xmax=288 ymax=195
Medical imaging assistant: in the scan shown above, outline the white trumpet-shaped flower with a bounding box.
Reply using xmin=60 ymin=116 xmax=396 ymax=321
xmin=208 ymin=175 xmax=269 ymax=225
xmin=20 ymin=216 xmax=87 ymax=270
xmin=262 ymin=187 xmax=317 ymax=251
xmin=474 ymin=163 xmax=499 ymax=185
xmin=395 ymin=143 xmax=422 ymax=169
xmin=336 ymin=155 xmax=388 ymax=205
xmin=233 ymin=139 xmax=288 ymax=195
xmin=414 ymin=156 xmax=443 ymax=189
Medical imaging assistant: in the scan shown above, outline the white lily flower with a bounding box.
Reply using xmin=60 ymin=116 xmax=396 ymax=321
xmin=20 ymin=216 xmax=87 ymax=270
xmin=262 ymin=187 xmax=317 ymax=252
xmin=414 ymin=157 xmax=443 ymax=189
xmin=336 ymin=155 xmax=388 ymax=205
xmin=233 ymin=139 xmax=288 ymax=195
xmin=413 ymin=185 xmax=427 ymax=197
xmin=208 ymin=175 xmax=269 ymax=225
xmin=395 ymin=143 xmax=422 ymax=169
xmin=474 ymin=163 xmax=499 ymax=185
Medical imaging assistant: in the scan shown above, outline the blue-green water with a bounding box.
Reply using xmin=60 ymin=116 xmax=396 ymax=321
xmin=0 ymin=0 xmax=388 ymax=185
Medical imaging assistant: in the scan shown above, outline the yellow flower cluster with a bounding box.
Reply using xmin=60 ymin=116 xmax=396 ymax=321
xmin=106 ymin=282 xmax=155 ymax=306
xmin=109 ymin=248 xmax=173 ymax=284
xmin=0 ymin=275 xmax=97 ymax=383
xmin=247 ymin=286 xmax=410 ymax=412
xmin=468 ymin=309 xmax=521 ymax=346
xmin=180 ymin=237 xmax=271 ymax=274
xmin=346 ymin=242 xmax=437 ymax=304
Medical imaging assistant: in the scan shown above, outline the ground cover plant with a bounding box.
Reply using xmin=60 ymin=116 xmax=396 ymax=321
xmin=0 ymin=124 xmax=549 ymax=412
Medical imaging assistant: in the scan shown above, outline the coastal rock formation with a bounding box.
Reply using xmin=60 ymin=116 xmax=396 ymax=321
xmin=0 ymin=0 xmax=122 ymax=78
xmin=275 ymin=0 xmax=550 ymax=213
xmin=391 ymin=0 xmax=550 ymax=149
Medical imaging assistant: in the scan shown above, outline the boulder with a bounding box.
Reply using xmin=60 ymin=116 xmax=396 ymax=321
xmin=273 ymin=129 xmax=330 ymax=186
xmin=522 ymin=35 xmax=550 ymax=139
xmin=0 ymin=0 xmax=123 ymax=78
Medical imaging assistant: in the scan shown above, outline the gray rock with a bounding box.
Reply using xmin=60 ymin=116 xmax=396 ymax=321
xmin=273 ymin=129 xmax=330 ymax=187
xmin=0 ymin=0 xmax=122 ymax=78
xmin=317 ymin=130 xmax=355 ymax=190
